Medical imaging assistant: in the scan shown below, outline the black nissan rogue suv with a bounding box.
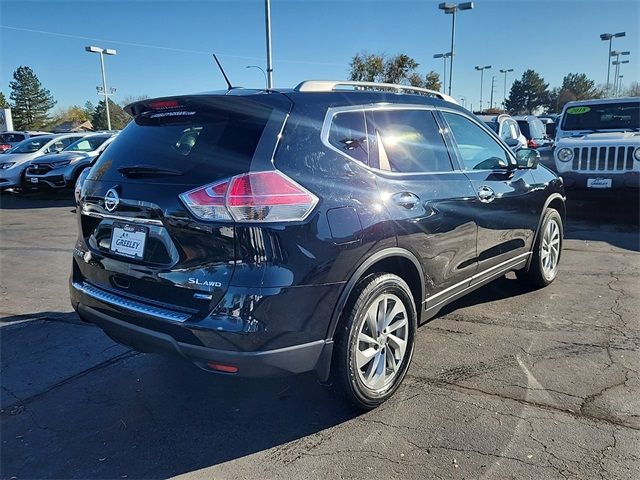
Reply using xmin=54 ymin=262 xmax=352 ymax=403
xmin=70 ymin=81 xmax=565 ymax=409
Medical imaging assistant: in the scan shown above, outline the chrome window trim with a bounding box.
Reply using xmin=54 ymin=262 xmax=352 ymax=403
xmin=72 ymin=281 xmax=191 ymax=323
xmin=320 ymin=104 xmax=462 ymax=177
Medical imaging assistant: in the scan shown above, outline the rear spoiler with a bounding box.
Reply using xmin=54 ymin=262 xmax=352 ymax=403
xmin=125 ymin=93 xmax=292 ymax=118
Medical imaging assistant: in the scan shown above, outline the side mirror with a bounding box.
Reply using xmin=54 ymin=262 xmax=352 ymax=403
xmin=516 ymin=148 xmax=540 ymax=169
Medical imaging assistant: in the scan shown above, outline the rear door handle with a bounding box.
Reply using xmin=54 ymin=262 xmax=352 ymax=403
xmin=392 ymin=192 xmax=420 ymax=209
xmin=478 ymin=185 xmax=495 ymax=203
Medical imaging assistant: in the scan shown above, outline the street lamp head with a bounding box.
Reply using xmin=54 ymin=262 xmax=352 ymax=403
xmin=475 ymin=65 xmax=482 ymax=70
xmin=104 ymin=48 xmax=117 ymax=56
xmin=438 ymin=2 xmax=456 ymax=11
xmin=485 ymin=65 xmax=492 ymax=69
xmin=614 ymin=32 xmax=626 ymax=38
xmin=621 ymin=60 xmax=630 ymax=64
xmin=500 ymin=68 xmax=514 ymax=73
xmin=434 ymin=53 xmax=445 ymax=59
xmin=620 ymin=51 xmax=631 ymax=56
xmin=459 ymin=2 xmax=474 ymax=10
xmin=600 ymin=33 xmax=613 ymax=41
xmin=611 ymin=50 xmax=621 ymax=56
xmin=85 ymin=46 xmax=103 ymax=54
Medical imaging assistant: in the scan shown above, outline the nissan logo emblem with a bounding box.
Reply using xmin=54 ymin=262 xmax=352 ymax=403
xmin=104 ymin=188 xmax=120 ymax=212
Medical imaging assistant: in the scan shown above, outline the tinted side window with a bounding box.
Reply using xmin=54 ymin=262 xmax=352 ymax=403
xmin=368 ymin=109 xmax=453 ymax=173
xmin=327 ymin=111 xmax=368 ymax=164
xmin=517 ymin=120 xmax=531 ymax=138
xmin=442 ymin=112 xmax=511 ymax=170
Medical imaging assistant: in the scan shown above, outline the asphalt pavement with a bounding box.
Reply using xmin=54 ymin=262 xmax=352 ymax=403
xmin=1 ymin=184 xmax=639 ymax=480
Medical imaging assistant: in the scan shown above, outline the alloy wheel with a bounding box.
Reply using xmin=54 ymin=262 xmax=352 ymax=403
xmin=355 ymin=293 xmax=409 ymax=392
xmin=541 ymin=218 xmax=560 ymax=279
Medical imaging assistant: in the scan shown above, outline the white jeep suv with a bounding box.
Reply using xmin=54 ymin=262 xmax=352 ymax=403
xmin=554 ymin=97 xmax=639 ymax=190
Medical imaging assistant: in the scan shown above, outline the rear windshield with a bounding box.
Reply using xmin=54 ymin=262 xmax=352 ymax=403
xmin=561 ymin=101 xmax=640 ymax=131
xmin=89 ymin=102 xmax=278 ymax=184
xmin=0 ymin=133 xmax=25 ymax=143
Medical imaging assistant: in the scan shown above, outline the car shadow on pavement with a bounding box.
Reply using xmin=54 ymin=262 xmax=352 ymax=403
xmin=0 ymin=189 xmax=75 ymax=209
xmin=565 ymin=222 xmax=640 ymax=252
xmin=1 ymin=315 xmax=361 ymax=479
xmin=435 ymin=274 xmax=533 ymax=317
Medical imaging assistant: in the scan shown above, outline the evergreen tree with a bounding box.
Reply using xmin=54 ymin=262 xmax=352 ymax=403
xmin=9 ymin=66 xmax=56 ymax=129
xmin=91 ymin=99 xmax=130 ymax=130
xmin=546 ymin=73 xmax=603 ymax=112
xmin=504 ymin=69 xmax=549 ymax=114
xmin=408 ymin=71 xmax=442 ymax=92
xmin=349 ymin=52 xmax=424 ymax=86
xmin=424 ymin=71 xmax=441 ymax=91
xmin=0 ymin=92 xmax=9 ymax=109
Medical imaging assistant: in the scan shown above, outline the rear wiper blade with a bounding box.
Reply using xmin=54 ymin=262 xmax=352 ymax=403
xmin=117 ymin=165 xmax=183 ymax=177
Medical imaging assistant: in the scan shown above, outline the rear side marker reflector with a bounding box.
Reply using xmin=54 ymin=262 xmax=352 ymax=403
xmin=207 ymin=362 xmax=239 ymax=373
xmin=179 ymin=171 xmax=318 ymax=223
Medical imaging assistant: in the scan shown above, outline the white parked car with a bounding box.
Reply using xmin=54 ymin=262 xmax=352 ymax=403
xmin=554 ymin=97 xmax=639 ymax=190
xmin=478 ymin=114 xmax=527 ymax=151
xmin=0 ymin=133 xmax=86 ymax=190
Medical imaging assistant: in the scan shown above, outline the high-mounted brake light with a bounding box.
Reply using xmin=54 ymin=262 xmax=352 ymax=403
xmin=148 ymin=100 xmax=181 ymax=110
xmin=179 ymin=171 xmax=318 ymax=223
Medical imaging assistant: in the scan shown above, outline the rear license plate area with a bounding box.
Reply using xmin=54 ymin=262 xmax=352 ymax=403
xmin=110 ymin=223 xmax=148 ymax=260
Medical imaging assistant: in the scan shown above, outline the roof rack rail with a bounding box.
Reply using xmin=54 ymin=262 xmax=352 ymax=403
xmin=294 ymin=80 xmax=458 ymax=105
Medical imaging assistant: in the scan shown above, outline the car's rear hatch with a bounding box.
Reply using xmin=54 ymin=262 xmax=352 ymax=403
xmin=75 ymin=93 xmax=291 ymax=316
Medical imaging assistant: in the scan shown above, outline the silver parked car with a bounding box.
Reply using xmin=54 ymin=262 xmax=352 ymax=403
xmin=25 ymin=133 xmax=117 ymax=189
xmin=0 ymin=134 xmax=87 ymax=190
xmin=478 ymin=114 xmax=527 ymax=151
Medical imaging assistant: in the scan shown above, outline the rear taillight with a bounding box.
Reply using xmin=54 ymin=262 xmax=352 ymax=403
xmin=528 ymin=139 xmax=538 ymax=149
xmin=0 ymin=144 xmax=11 ymax=152
xmin=179 ymin=171 xmax=318 ymax=223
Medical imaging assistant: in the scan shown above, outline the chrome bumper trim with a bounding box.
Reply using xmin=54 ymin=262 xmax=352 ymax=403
xmin=72 ymin=281 xmax=190 ymax=323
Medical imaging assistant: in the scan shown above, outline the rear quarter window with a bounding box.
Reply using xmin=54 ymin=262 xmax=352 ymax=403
xmin=327 ymin=110 xmax=369 ymax=165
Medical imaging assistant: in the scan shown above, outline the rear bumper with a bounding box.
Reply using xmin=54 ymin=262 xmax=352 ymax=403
xmin=76 ymin=303 xmax=332 ymax=377
xmin=559 ymin=171 xmax=639 ymax=189
xmin=70 ymin=278 xmax=337 ymax=378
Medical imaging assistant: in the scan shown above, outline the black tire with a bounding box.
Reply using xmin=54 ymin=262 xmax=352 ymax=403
xmin=19 ymin=169 xmax=35 ymax=192
xmin=332 ymin=273 xmax=417 ymax=410
xmin=517 ymin=208 xmax=563 ymax=288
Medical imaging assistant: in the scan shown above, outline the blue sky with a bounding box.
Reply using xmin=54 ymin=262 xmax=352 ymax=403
xmin=1 ymin=0 xmax=638 ymax=112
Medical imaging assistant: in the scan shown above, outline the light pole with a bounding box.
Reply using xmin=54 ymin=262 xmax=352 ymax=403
xmin=499 ymin=68 xmax=513 ymax=110
xmin=85 ymin=46 xmax=117 ymax=131
xmin=246 ymin=65 xmax=268 ymax=89
xmin=611 ymin=51 xmax=630 ymax=96
xmin=433 ymin=52 xmax=451 ymax=92
xmin=459 ymin=96 xmax=467 ymax=108
xmin=600 ymin=32 xmax=625 ymax=93
xmin=264 ymin=0 xmax=274 ymax=89
xmin=475 ymin=65 xmax=491 ymax=113
xmin=438 ymin=2 xmax=474 ymax=96
xmin=612 ymin=58 xmax=630 ymax=95
xmin=618 ymin=74 xmax=625 ymax=96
